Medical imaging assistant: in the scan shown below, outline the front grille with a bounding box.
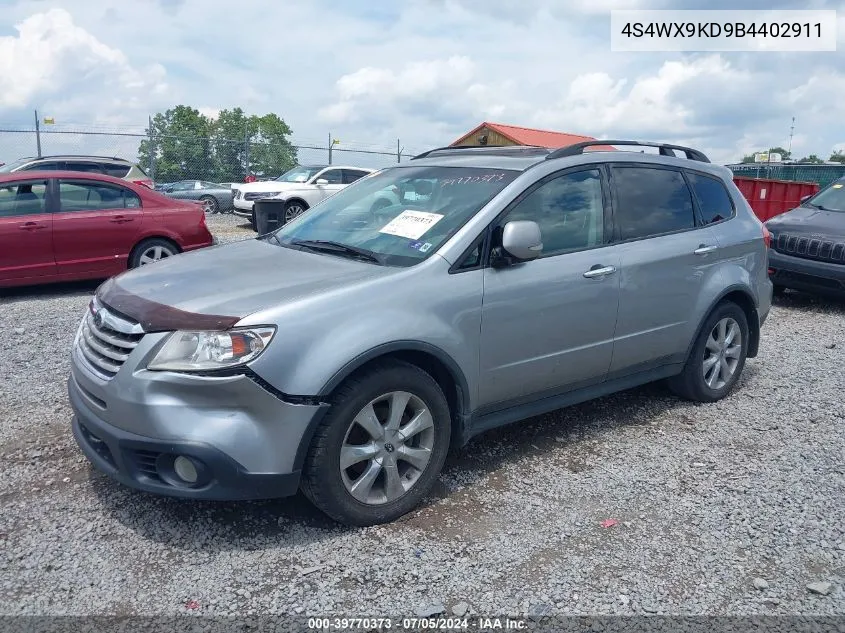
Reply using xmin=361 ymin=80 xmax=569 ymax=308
xmin=774 ymin=232 xmax=845 ymax=265
xmin=77 ymin=302 xmax=144 ymax=379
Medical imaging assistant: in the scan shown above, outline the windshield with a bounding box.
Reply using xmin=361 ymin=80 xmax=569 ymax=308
xmin=806 ymin=180 xmax=845 ymax=212
xmin=276 ymin=165 xmax=326 ymax=183
xmin=270 ymin=166 xmax=519 ymax=267
xmin=0 ymin=158 xmax=34 ymax=173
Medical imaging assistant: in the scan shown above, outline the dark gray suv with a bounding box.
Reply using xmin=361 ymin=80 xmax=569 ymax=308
xmin=68 ymin=140 xmax=772 ymax=526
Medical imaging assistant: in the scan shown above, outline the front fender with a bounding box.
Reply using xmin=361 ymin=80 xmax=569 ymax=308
xmin=243 ymin=263 xmax=484 ymax=411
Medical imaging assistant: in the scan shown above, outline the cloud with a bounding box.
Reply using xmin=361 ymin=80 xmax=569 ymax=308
xmin=0 ymin=8 xmax=166 ymax=114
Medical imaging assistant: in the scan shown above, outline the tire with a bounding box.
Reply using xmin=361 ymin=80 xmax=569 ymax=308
xmin=301 ymin=360 xmax=451 ymax=526
xmin=283 ymin=200 xmax=308 ymax=224
xmin=772 ymin=284 xmax=786 ymax=297
xmin=199 ymin=195 xmax=218 ymax=214
xmin=128 ymin=238 xmax=178 ymax=268
xmin=668 ymin=301 xmax=749 ymax=403
xmin=249 ymin=210 xmax=257 ymax=231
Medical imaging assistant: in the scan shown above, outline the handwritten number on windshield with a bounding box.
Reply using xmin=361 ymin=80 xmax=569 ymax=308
xmin=440 ymin=174 xmax=505 ymax=187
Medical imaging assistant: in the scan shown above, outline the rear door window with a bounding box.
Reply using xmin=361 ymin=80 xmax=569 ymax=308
xmin=58 ymin=181 xmax=141 ymax=211
xmin=611 ymin=166 xmax=696 ymax=241
xmin=686 ymin=172 xmax=735 ymax=225
xmin=0 ymin=181 xmax=49 ymax=217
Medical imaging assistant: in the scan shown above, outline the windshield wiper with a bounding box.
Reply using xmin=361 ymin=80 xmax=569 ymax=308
xmin=291 ymin=239 xmax=383 ymax=264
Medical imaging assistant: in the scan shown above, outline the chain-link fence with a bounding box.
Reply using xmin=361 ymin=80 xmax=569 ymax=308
xmin=0 ymin=126 xmax=424 ymax=184
xmin=727 ymin=162 xmax=845 ymax=188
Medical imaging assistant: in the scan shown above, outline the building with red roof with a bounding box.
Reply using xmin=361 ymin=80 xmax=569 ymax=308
xmin=450 ymin=122 xmax=614 ymax=151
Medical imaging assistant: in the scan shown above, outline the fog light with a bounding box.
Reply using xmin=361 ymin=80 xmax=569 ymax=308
xmin=173 ymin=456 xmax=198 ymax=483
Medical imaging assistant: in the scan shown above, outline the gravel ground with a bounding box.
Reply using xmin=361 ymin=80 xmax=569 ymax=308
xmin=1 ymin=215 xmax=844 ymax=617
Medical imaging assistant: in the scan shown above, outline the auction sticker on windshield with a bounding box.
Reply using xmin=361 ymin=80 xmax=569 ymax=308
xmin=379 ymin=210 xmax=444 ymax=240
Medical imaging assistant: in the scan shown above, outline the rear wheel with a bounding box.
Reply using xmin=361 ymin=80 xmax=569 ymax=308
xmin=668 ymin=301 xmax=749 ymax=403
xmin=772 ymin=284 xmax=786 ymax=297
xmin=301 ymin=360 xmax=451 ymax=526
xmin=199 ymin=195 xmax=218 ymax=214
xmin=129 ymin=238 xmax=178 ymax=268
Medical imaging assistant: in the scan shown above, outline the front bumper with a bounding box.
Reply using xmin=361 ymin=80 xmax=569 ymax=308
xmin=768 ymin=249 xmax=845 ymax=297
xmin=68 ymin=337 xmax=329 ymax=500
xmin=233 ymin=198 xmax=254 ymax=213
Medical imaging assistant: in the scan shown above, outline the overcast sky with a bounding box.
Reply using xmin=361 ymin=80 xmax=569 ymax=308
xmin=0 ymin=0 xmax=843 ymax=165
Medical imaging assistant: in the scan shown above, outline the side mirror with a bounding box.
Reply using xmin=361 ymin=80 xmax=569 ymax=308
xmin=315 ymin=178 xmax=329 ymax=185
xmin=499 ymin=220 xmax=543 ymax=262
xmin=800 ymin=194 xmax=812 ymax=203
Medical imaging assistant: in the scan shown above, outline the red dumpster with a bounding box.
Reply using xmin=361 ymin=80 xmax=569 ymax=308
xmin=733 ymin=176 xmax=819 ymax=222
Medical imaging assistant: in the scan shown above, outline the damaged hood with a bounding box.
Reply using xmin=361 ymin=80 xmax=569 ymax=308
xmin=97 ymin=238 xmax=392 ymax=332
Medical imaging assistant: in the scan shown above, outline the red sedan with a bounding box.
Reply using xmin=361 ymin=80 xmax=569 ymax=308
xmin=0 ymin=170 xmax=215 ymax=288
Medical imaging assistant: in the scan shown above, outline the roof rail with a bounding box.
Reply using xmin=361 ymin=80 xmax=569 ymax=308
xmin=545 ymin=140 xmax=710 ymax=163
xmin=411 ymin=145 xmax=551 ymax=160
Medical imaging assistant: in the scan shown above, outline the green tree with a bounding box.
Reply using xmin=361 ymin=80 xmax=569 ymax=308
xmin=828 ymin=150 xmax=845 ymax=164
xmin=797 ymin=154 xmax=824 ymax=164
xmin=246 ymin=113 xmax=297 ymax=178
xmin=139 ymin=105 xmax=298 ymax=182
xmin=138 ymin=105 xmax=213 ymax=182
xmin=212 ymin=107 xmax=250 ymax=182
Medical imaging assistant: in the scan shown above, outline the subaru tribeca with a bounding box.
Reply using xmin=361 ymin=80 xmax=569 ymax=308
xmin=68 ymin=140 xmax=772 ymax=526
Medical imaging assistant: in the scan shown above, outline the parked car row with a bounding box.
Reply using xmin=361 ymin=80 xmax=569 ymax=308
xmin=0 ymin=154 xmax=155 ymax=189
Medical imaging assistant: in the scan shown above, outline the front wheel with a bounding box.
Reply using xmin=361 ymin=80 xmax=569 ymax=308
xmin=301 ymin=360 xmax=451 ymax=526
xmin=284 ymin=200 xmax=308 ymax=224
xmin=668 ymin=301 xmax=749 ymax=403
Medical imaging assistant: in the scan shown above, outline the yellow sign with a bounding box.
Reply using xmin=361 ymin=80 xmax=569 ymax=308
xmin=332 ymin=139 xmax=340 ymax=145
xmin=43 ymin=117 xmax=55 ymax=124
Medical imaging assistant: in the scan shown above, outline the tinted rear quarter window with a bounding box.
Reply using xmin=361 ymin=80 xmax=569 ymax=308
xmin=65 ymin=162 xmax=106 ymax=174
xmin=104 ymin=163 xmax=131 ymax=178
xmin=612 ymin=167 xmax=695 ymax=241
xmin=687 ymin=172 xmax=734 ymax=225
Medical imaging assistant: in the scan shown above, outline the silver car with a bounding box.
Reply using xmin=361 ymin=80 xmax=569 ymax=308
xmin=68 ymin=141 xmax=772 ymax=526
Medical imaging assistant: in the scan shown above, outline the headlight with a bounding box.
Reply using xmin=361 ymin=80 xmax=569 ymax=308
xmin=147 ymin=327 xmax=276 ymax=372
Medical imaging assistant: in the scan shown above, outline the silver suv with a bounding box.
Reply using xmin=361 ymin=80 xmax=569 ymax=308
xmin=68 ymin=140 xmax=772 ymax=526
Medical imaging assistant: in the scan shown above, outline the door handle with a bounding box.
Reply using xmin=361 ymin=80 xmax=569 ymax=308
xmin=583 ymin=265 xmax=617 ymax=279
xmin=694 ymin=245 xmax=717 ymax=255
xmin=110 ymin=216 xmax=134 ymax=224
xmin=19 ymin=222 xmax=47 ymax=231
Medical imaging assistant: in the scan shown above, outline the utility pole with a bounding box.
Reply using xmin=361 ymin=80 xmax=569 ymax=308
xmin=244 ymin=120 xmax=250 ymax=179
xmin=147 ymin=115 xmax=156 ymax=180
xmin=328 ymin=132 xmax=333 ymax=165
xmin=787 ymin=116 xmax=796 ymax=157
xmin=34 ymin=109 xmax=42 ymax=157
xmin=397 ymin=139 xmax=401 ymax=163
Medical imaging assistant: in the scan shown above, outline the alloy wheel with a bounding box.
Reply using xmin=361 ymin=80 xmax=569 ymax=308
xmin=702 ymin=317 xmax=742 ymax=389
xmin=340 ymin=391 xmax=435 ymax=505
